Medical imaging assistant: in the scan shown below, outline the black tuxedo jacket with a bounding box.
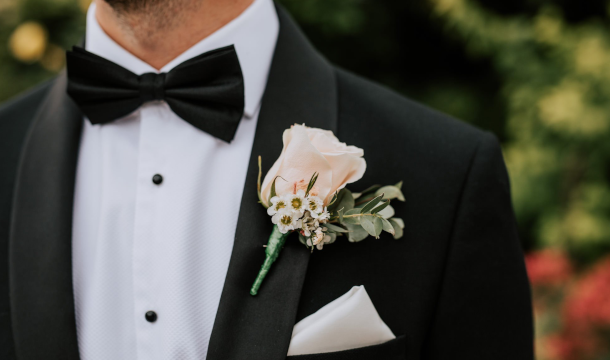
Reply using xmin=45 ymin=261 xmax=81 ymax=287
xmin=0 ymin=6 xmax=533 ymax=360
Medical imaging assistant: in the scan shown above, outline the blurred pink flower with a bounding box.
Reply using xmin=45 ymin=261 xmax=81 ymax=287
xmin=525 ymin=249 xmax=573 ymax=287
xmin=565 ymin=256 xmax=610 ymax=327
xmin=548 ymin=256 xmax=610 ymax=360
xmin=545 ymin=333 xmax=599 ymax=360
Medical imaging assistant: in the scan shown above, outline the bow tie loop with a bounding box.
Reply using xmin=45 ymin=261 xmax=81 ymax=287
xmin=139 ymin=72 xmax=166 ymax=103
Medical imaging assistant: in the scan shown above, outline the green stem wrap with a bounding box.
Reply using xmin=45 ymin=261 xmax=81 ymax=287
xmin=250 ymin=225 xmax=290 ymax=296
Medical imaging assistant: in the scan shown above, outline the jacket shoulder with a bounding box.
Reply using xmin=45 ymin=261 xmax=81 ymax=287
xmin=0 ymin=80 xmax=52 ymax=183
xmin=0 ymin=80 xmax=52 ymax=130
xmin=334 ymin=67 xmax=488 ymax=152
xmin=333 ymin=67 xmax=497 ymax=198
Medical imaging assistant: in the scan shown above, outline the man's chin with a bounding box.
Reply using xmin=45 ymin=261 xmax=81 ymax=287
xmin=103 ymin=0 xmax=169 ymax=14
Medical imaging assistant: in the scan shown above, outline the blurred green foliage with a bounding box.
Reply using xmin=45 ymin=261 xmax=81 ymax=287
xmin=426 ymin=0 xmax=610 ymax=266
xmin=0 ymin=0 xmax=85 ymax=100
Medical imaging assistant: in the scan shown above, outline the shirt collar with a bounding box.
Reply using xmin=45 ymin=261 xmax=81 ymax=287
xmin=85 ymin=0 xmax=278 ymax=118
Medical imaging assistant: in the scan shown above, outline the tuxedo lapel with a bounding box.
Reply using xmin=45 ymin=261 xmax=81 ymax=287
xmin=206 ymin=6 xmax=337 ymax=360
xmin=9 ymin=72 xmax=82 ymax=360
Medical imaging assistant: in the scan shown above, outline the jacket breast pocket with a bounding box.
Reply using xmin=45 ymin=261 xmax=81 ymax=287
xmin=285 ymin=335 xmax=406 ymax=360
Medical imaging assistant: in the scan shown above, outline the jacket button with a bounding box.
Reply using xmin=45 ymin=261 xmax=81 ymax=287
xmin=152 ymin=174 xmax=163 ymax=185
xmin=145 ymin=311 xmax=158 ymax=323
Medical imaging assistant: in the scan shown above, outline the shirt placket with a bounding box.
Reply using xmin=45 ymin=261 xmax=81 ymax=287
xmin=132 ymin=103 xmax=167 ymax=359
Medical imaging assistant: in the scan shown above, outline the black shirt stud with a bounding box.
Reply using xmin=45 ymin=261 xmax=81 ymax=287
xmin=145 ymin=311 xmax=157 ymax=323
xmin=152 ymin=174 xmax=163 ymax=185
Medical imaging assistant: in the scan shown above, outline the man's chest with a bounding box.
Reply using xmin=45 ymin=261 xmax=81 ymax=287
xmin=72 ymin=103 xmax=258 ymax=359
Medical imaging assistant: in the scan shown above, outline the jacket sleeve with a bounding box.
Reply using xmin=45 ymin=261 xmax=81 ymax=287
xmin=425 ymin=132 xmax=534 ymax=360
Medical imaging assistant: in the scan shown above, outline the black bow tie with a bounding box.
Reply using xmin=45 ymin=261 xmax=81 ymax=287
xmin=66 ymin=45 xmax=245 ymax=142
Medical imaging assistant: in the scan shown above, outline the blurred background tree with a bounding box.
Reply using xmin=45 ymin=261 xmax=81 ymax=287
xmin=2 ymin=0 xmax=610 ymax=359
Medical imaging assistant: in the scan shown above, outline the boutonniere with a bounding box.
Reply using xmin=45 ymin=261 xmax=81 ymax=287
xmin=250 ymin=124 xmax=405 ymax=295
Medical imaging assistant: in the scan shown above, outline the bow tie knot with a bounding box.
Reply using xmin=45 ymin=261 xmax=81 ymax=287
xmin=66 ymin=45 xmax=245 ymax=142
xmin=139 ymin=72 xmax=166 ymax=103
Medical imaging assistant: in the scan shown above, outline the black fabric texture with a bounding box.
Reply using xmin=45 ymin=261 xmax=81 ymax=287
xmin=66 ymin=45 xmax=244 ymax=142
xmin=0 ymin=81 xmax=53 ymax=360
xmin=0 ymin=4 xmax=533 ymax=360
xmin=9 ymin=73 xmax=82 ymax=360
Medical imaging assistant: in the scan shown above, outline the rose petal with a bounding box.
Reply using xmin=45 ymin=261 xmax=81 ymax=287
xmin=261 ymin=125 xmax=333 ymax=204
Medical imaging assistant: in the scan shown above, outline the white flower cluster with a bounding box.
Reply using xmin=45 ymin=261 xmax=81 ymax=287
xmin=267 ymin=190 xmax=332 ymax=249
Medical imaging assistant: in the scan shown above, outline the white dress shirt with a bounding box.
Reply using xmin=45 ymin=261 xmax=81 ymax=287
xmin=71 ymin=1 xmax=278 ymax=359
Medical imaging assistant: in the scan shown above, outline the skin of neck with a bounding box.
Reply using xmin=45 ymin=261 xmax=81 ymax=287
xmin=95 ymin=0 xmax=254 ymax=70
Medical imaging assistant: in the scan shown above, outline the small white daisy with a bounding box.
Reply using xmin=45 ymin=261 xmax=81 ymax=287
xmin=267 ymin=195 xmax=288 ymax=216
xmin=272 ymin=209 xmax=302 ymax=234
xmin=287 ymin=190 xmax=307 ymax=215
xmin=314 ymin=207 xmax=330 ymax=222
xmin=306 ymin=196 xmax=324 ymax=216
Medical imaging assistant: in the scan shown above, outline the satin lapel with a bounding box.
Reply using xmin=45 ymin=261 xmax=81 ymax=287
xmin=206 ymin=6 xmax=338 ymax=360
xmin=9 ymin=72 xmax=82 ymax=360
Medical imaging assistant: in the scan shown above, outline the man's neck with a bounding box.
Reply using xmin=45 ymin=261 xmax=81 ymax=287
xmin=94 ymin=0 xmax=254 ymax=70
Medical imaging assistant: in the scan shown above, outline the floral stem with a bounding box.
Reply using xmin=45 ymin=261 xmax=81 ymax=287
xmin=250 ymin=225 xmax=290 ymax=296
xmin=341 ymin=213 xmax=383 ymax=219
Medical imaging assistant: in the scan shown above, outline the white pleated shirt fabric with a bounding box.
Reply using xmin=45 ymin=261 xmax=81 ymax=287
xmin=71 ymin=1 xmax=278 ymax=359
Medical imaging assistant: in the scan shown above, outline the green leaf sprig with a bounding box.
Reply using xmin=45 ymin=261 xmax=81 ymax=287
xmin=326 ymin=181 xmax=406 ymax=242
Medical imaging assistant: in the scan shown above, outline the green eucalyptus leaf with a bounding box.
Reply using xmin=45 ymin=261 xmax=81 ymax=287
xmin=375 ymin=185 xmax=405 ymax=201
xmin=306 ymin=236 xmax=314 ymax=247
xmin=345 ymin=222 xmax=369 ymax=242
xmin=359 ymin=184 xmax=382 ymax=197
xmin=298 ymin=233 xmax=308 ymax=246
xmin=342 ymin=208 xmax=361 ymax=225
xmin=353 ymin=185 xmax=383 ymax=204
xmin=391 ymin=217 xmax=405 ymax=229
xmin=325 ymin=223 xmax=349 ymax=233
xmin=338 ymin=207 xmax=344 ymax=223
xmin=371 ymin=200 xmax=390 ymax=214
xmin=342 ymin=217 xmax=360 ymax=225
xmin=381 ymin=218 xmax=395 ymax=235
xmin=377 ymin=204 xmax=395 ymax=219
xmin=327 ymin=232 xmax=337 ymax=244
xmin=360 ymin=194 xmax=384 ymax=214
xmin=329 ymin=188 xmax=355 ymax=213
xmin=389 ymin=218 xmax=404 ymax=239
xmin=372 ymin=217 xmax=383 ymax=237
xmin=361 ymin=216 xmax=383 ymax=238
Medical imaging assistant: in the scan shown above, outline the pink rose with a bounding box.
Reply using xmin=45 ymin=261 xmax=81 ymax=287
xmin=261 ymin=124 xmax=366 ymax=206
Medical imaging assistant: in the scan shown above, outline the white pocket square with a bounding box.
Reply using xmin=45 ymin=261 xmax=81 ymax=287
xmin=287 ymin=285 xmax=396 ymax=356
